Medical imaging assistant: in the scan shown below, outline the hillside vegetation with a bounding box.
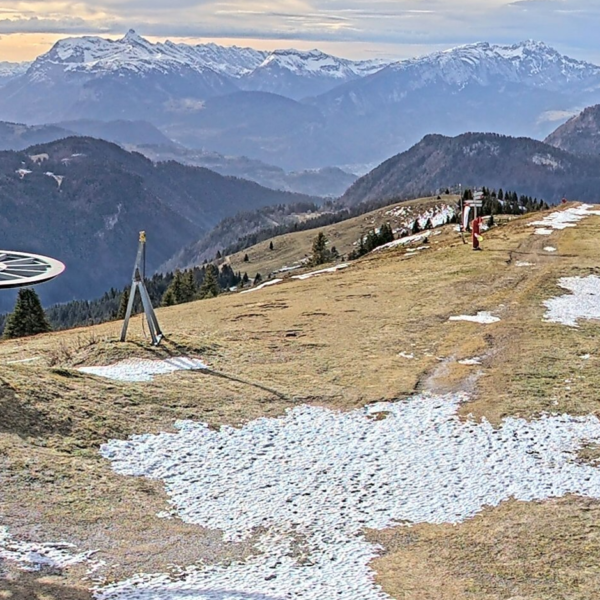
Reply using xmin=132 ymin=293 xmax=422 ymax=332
xmin=1 ymin=203 xmax=599 ymax=598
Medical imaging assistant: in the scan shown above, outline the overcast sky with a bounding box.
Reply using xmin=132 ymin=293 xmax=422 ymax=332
xmin=1 ymin=0 xmax=600 ymax=63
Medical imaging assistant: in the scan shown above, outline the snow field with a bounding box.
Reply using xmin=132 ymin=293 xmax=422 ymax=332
xmin=543 ymin=275 xmax=600 ymax=327
xmin=98 ymin=393 xmax=600 ymax=600
xmin=78 ymin=357 xmax=208 ymax=382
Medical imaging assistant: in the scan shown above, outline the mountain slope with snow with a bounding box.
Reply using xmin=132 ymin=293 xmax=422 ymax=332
xmin=0 ymin=61 xmax=30 ymax=86
xmin=240 ymin=49 xmax=389 ymax=99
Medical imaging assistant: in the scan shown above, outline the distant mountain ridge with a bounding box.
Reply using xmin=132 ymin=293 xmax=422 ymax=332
xmin=3 ymin=34 xmax=600 ymax=170
xmin=545 ymin=104 xmax=600 ymax=155
xmin=340 ymin=132 xmax=600 ymax=206
xmin=0 ymin=61 xmax=30 ymax=86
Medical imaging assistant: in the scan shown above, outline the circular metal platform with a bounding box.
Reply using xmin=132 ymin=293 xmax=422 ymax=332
xmin=0 ymin=251 xmax=65 ymax=288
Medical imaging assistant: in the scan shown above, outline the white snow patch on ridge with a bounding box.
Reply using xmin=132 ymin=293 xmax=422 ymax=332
xmin=240 ymin=278 xmax=283 ymax=294
xmin=291 ymin=263 xmax=348 ymax=280
xmin=98 ymin=393 xmax=600 ymax=600
xmin=78 ymin=357 xmax=207 ymax=382
xmin=0 ymin=527 xmax=94 ymax=572
xmin=543 ymin=276 xmax=600 ymax=327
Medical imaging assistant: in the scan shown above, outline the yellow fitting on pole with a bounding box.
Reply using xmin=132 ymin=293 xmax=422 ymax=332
xmin=139 ymin=231 xmax=146 ymax=243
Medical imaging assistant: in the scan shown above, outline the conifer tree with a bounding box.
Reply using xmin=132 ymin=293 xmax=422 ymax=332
xmin=253 ymin=273 xmax=263 ymax=285
xmin=411 ymin=219 xmax=421 ymax=235
xmin=310 ymin=232 xmax=330 ymax=266
xmin=269 ymin=241 xmax=274 ymax=251
xmin=161 ymin=288 xmax=176 ymax=307
xmin=243 ymin=254 xmax=249 ymax=262
xmin=117 ymin=288 xmax=130 ymax=319
xmin=198 ymin=265 xmax=220 ymax=299
xmin=3 ymin=288 xmax=51 ymax=339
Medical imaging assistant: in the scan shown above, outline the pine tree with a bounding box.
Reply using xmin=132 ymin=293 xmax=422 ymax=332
xmin=488 ymin=214 xmax=495 ymax=227
xmin=269 ymin=241 xmax=274 ymax=251
xmin=243 ymin=254 xmax=249 ymax=262
xmin=198 ymin=265 xmax=220 ymax=299
xmin=242 ymin=272 xmax=250 ymax=286
xmin=182 ymin=269 xmax=197 ymax=302
xmin=3 ymin=288 xmax=51 ymax=339
xmin=310 ymin=232 xmax=330 ymax=266
xmin=424 ymin=218 xmax=433 ymax=230
xmin=253 ymin=273 xmax=263 ymax=286
xmin=161 ymin=288 xmax=176 ymax=307
xmin=117 ymin=288 xmax=130 ymax=319
xmin=411 ymin=219 xmax=421 ymax=235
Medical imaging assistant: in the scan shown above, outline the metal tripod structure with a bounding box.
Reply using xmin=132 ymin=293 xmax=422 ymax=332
xmin=120 ymin=231 xmax=163 ymax=346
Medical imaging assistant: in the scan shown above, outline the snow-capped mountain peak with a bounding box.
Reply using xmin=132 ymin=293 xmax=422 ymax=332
xmin=255 ymin=48 xmax=388 ymax=79
xmin=387 ymin=40 xmax=600 ymax=89
xmin=29 ymin=30 xmax=267 ymax=80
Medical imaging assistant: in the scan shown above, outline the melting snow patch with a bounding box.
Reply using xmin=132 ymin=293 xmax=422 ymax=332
xmin=45 ymin=172 xmax=64 ymax=188
xmin=98 ymin=393 xmax=600 ymax=600
xmin=534 ymin=228 xmax=554 ymax=236
xmin=449 ymin=312 xmax=500 ymax=324
xmin=544 ymin=247 xmax=557 ymax=252
xmin=292 ymin=264 xmax=349 ymax=280
xmin=397 ymin=352 xmax=414 ymax=359
xmin=515 ymin=261 xmax=533 ymax=267
xmin=0 ymin=527 xmax=94 ymax=572
xmin=78 ymin=357 xmax=207 ymax=382
xmin=530 ymin=204 xmax=600 ymax=231
xmin=240 ymin=279 xmax=283 ymax=294
xmin=543 ymin=276 xmax=600 ymax=327
xmin=458 ymin=358 xmax=482 ymax=365
xmin=15 ymin=169 xmax=31 ymax=179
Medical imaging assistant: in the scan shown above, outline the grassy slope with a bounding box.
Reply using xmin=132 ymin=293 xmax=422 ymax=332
xmin=226 ymin=194 xmax=459 ymax=279
xmin=1 ymin=202 xmax=599 ymax=598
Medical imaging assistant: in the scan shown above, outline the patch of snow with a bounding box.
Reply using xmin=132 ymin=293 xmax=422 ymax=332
xmin=532 ymin=154 xmax=562 ymax=170
xmin=530 ymin=204 xmax=600 ymax=232
xmin=29 ymin=153 xmax=48 ymax=164
xmin=240 ymin=279 xmax=283 ymax=294
xmin=78 ymin=357 xmax=208 ymax=382
xmin=543 ymin=275 xmax=600 ymax=327
xmin=0 ymin=527 xmax=95 ymax=572
xmin=44 ymin=171 xmax=64 ymax=188
xmin=99 ymin=392 xmax=600 ymax=600
xmin=15 ymin=168 xmax=31 ymax=179
xmin=6 ymin=357 xmax=41 ymax=364
xmin=458 ymin=358 xmax=482 ymax=365
xmin=515 ymin=261 xmax=534 ymax=267
xmin=534 ymin=228 xmax=554 ymax=236
xmin=292 ymin=264 xmax=349 ymax=280
xmin=397 ymin=352 xmax=415 ymax=359
xmin=544 ymin=246 xmax=557 ymax=252
xmin=449 ymin=312 xmax=500 ymax=324
xmin=581 ymin=354 xmax=591 ymax=360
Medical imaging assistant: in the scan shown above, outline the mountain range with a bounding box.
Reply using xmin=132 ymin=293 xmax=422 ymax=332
xmin=0 ymin=137 xmax=317 ymax=310
xmin=340 ymin=132 xmax=600 ymax=206
xmin=2 ymin=33 xmax=600 ymax=169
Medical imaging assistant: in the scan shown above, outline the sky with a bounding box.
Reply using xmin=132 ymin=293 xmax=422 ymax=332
xmin=1 ymin=0 xmax=600 ymax=63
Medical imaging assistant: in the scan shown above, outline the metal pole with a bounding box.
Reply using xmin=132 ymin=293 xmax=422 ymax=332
xmin=120 ymin=231 xmax=163 ymax=345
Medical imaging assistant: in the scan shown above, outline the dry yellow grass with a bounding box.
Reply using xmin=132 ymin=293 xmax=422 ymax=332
xmin=1 ymin=202 xmax=600 ymax=598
